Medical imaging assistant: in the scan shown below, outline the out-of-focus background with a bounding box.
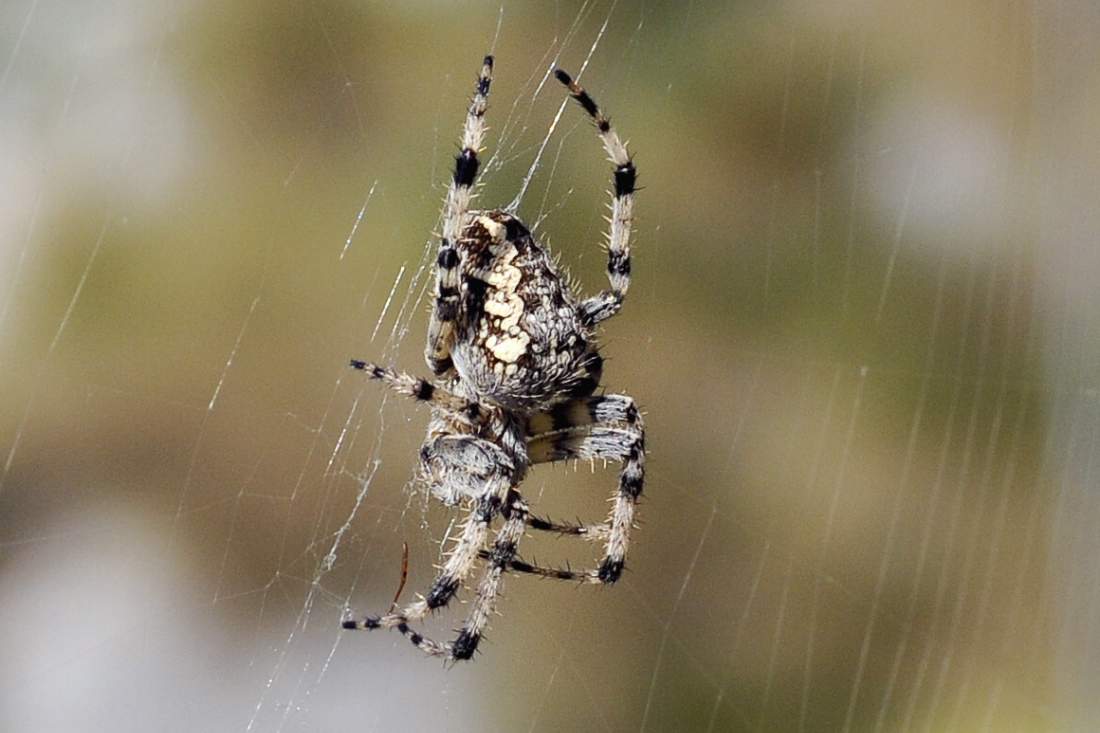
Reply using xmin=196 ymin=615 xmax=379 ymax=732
xmin=2 ymin=1 xmax=1098 ymax=731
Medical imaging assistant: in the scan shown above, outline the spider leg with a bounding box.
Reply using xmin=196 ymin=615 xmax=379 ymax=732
xmin=342 ymin=493 xmax=499 ymax=628
xmin=349 ymin=360 xmax=484 ymax=422
xmin=554 ymin=69 xmax=636 ymax=327
xmin=477 ymin=549 xmax=597 ymax=582
xmin=344 ymin=489 xmax=528 ymax=662
xmin=426 ymin=55 xmax=494 ymax=375
xmin=343 ymin=432 xmax=516 ymax=641
xmin=525 ymin=418 xmax=645 ymax=583
xmin=446 ymin=488 xmax=528 ymax=659
xmin=521 ymin=394 xmax=640 ymax=543
xmin=525 ymin=393 xmax=639 ymax=436
xmin=525 ymin=513 xmax=609 ymax=541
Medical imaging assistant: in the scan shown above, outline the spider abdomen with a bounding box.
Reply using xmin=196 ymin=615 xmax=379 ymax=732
xmin=451 ymin=210 xmax=599 ymax=410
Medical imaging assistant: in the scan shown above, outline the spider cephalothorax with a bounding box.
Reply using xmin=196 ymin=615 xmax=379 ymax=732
xmin=343 ymin=56 xmax=645 ymax=662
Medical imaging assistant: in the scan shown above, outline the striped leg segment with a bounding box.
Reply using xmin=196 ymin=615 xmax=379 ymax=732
xmin=479 ymin=550 xmax=599 ymax=583
xmin=426 ymin=55 xmax=494 ymax=375
xmin=524 ymin=514 xmax=610 ymax=541
xmin=525 ymin=393 xmax=640 ymax=436
xmin=523 ymin=394 xmax=641 ymax=549
xmin=554 ymin=68 xmax=636 ymax=326
xmin=344 ymin=490 xmax=528 ymax=662
xmin=349 ymin=360 xmax=483 ymax=422
xmin=448 ymin=489 xmax=528 ymax=659
xmin=342 ymin=492 xmax=501 ymax=632
xmin=525 ymin=416 xmax=646 ymax=584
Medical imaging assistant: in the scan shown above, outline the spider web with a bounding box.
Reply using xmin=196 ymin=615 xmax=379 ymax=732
xmin=1 ymin=1 xmax=1098 ymax=731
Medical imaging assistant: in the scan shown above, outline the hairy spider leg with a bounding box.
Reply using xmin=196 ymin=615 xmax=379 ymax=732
xmin=349 ymin=360 xmax=484 ymax=422
xmin=346 ymin=489 xmax=528 ymax=662
xmin=343 ymin=488 xmax=503 ymax=629
xmin=521 ymin=394 xmax=640 ymax=540
xmin=521 ymin=413 xmax=646 ymax=583
xmin=446 ymin=488 xmax=528 ymax=659
xmin=525 ymin=393 xmax=640 ymax=435
xmin=426 ymin=55 xmax=494 ymax=375
xmin=554 ymin=69 xmax=636 ymax=326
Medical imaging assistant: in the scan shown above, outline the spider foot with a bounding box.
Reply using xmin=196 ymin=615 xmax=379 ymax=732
xmin=598 ymin=557 xmax=624 ymax=584
xmin=450 ymin=629 xmax=480 ymax=661
xmin=342 ymin=610 xmax=478 ymax=661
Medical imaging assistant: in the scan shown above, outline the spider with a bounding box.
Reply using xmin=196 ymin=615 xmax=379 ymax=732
xmin=342 ymin=55 xmax=645 ymax=662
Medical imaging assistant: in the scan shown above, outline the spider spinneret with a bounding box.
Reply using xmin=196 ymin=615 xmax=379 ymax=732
xmin=342 ymin=55 xmax=645 ymax=662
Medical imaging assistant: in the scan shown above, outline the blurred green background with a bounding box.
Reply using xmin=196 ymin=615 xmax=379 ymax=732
xmin=2 ymin=1 xmax=1098 ymax=731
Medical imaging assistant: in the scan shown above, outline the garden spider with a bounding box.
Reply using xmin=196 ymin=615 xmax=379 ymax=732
xmin=342 ymin=56 xmax=644 ymax=661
